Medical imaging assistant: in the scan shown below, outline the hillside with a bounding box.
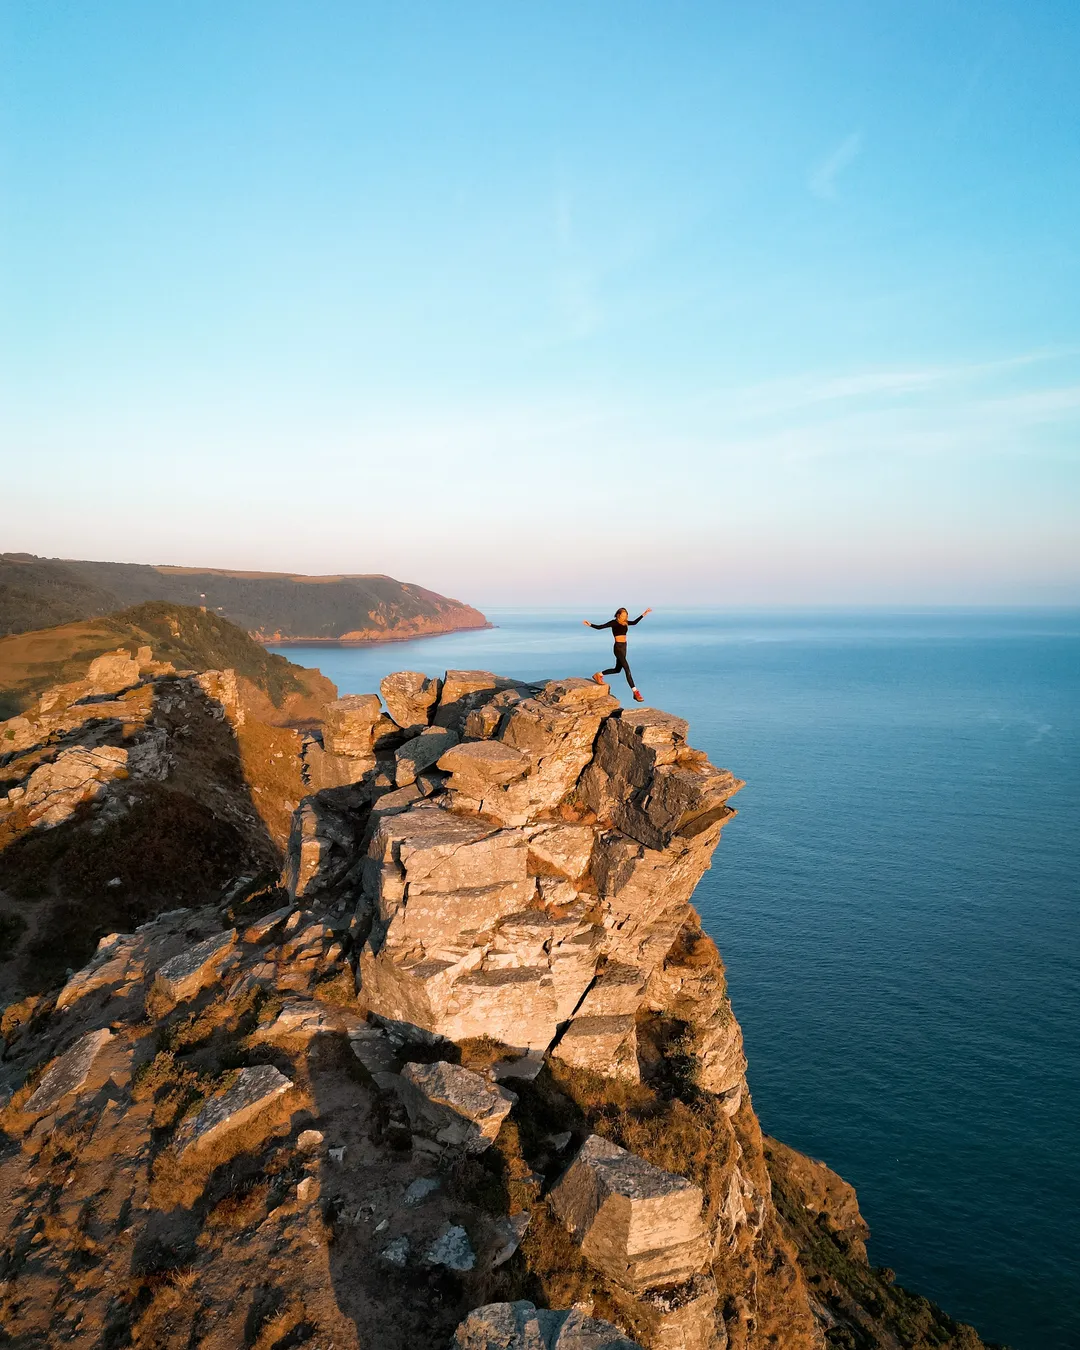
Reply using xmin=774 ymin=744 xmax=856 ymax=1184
xmin=0 ymin=553 xmax=490 ymax=643
xmin=0 ymin=602 xmax=335 ymax=720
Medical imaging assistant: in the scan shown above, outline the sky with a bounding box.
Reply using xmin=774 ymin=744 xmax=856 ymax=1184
xmin=1 ymin=1 xmax=1078 ymax=606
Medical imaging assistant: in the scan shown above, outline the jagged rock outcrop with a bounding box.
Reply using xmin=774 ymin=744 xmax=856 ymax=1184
xmin=0 ymin=666 xmax=995 ymax=1350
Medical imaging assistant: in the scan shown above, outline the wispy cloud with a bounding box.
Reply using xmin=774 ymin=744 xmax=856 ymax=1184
xmin=809 ymin=131 xmax=864 ymax=199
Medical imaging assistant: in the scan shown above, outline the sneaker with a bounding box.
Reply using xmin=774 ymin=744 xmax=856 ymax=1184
xmin=632 ymin=689 xmax=644 ymax=702
xmin=592 ymin=673 xmax=605 ymax=685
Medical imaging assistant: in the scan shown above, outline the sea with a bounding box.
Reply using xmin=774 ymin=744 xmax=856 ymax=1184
xmin=272 ymin=609 xmax=1080 ymax=1350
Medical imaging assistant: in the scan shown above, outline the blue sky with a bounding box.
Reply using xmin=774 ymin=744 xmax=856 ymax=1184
xmin=1 ymin=2 xmax=1078 ymax=604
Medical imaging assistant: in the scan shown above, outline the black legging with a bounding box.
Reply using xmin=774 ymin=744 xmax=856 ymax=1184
xmin=603 ymin=643 xmax=635 ymax=689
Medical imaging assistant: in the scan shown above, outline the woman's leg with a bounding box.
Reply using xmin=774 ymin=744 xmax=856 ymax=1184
xmin=617 ymin=649 xmax=636 ymax=689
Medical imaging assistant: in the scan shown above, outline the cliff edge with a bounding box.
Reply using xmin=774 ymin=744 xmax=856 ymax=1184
xmin=0 ymin=669 xmax=997 ymax=1349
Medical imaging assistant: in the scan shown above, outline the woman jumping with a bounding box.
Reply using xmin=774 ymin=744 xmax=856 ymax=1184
xmin=583 ymin=607 xmax=652 ymax=701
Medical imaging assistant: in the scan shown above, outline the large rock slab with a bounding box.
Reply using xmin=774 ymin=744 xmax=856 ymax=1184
xmin=433 ymin=671 xmax=509 ymax=731
xmin=323 ymin=694 xmax=382 ymax=756
xmin=550 ymin=1014 xmax=639 ymax=1083
xmin=21 ymin=745 xmax=129 ymax=828
xmin=381 ymin=671 xmax=440 ymax=731
xmin=24 ymin=1029 xmax=113 ymax=1116
xmin=152 ymin=929 xmax=237 ymax=1006
xmin=395 ymin=727 xmax=458 ymax=786
xmin=581 ymin=715 xmax=742 ymax=851
xmin=445 ymin=680 xmax=618 ymax=827
xmin=87 ymin=649 xmax=141 ymax=695
xmin=548 ymin=1135 xmax=709 ymax=1293
xmin=174 ymin=1064 xmax=292 ymax=1156
xmin=370 ymin=806 xmax=526 ymax=893
xmin=397 ymin=1060 xmax=516 ymax=1152
xmin=527 ymin=824 xmax=596 ymax=881
xmin=437 ymin=739 xmax=531 ymax=788
xmin=453 ymin=1301 xmax=642 ymax=1350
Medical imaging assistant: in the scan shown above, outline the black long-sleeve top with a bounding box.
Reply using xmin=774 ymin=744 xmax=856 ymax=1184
xmin=587 ymin=615 xmax=644 ymax=639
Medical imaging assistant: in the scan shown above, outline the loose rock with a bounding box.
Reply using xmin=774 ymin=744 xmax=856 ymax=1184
xmin=174 ymin=1064 xmax=292 ymax=1157
xmin=23 ymin=1029 xmax=113 ymax=1116
xmin=547 ymin=1134 xmax=709 ymax=1293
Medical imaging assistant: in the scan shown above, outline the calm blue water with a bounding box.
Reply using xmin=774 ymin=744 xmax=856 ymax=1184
xmin=273 ymin=610 xmax=1080 ymax=1350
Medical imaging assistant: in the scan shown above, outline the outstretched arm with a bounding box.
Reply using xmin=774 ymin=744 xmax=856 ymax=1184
xmin=627 ymin=608 xmax=653 ymax=625
xmin=583 ymin=619 xmax=615 ymax=629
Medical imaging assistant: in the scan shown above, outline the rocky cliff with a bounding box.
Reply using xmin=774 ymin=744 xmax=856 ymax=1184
xmin=0 ymin=554 xmax=490 ymax=644
xmin=0 ymin=668 xmax=996 ymax=1350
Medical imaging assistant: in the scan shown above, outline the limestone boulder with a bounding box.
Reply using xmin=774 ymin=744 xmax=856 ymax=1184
xmin=23 ymin=1029 xmax=113 ymax=1116
xmin=433 ymin=671 xmax=512 ymax=731
xmin=323 ymin=694 xmax=382 ymax=756
xmin=395 ymin=727 xmax=458 ymax=786
xmin=548 ymin=1135 xmax=709 ymax=1293
xmin=381 ymin=671 xmax=440 ymax=730
xmin=443 ymin=682 xmax=617 ymax=827
xmin=462 ymin=686 xmax=529 ymax=740
xmin=371 ymin=806 xmax=523 ymax=887
xmin=453 ymin=1302 xmax=642 ymax=1350
xmin=305 ymin=742 xmax=374 ymax=792
xmin=575 ymin=964 xmax=646 ymax=1018
xmin=284 ymin=787 xmax=371 ymax=900
xmin=442 ymin=966 xmax=562 ymax=1049
xmin=20 ymin=745 xmax=129 ymax=828
xmin=174 ymin=1064 xmax=293 ymax=1156
xmin=87 ymin=649 xmax=141 ymax=695
xmin=152 ymin=929 xmax=237 ymax=1006
xmin=550 ymin=1014 xmax=639 ymax=1082
xmin=580 ymin=714 xmax=743 ymax=850
xmin=437 ymin=739 xmax=531 ymax=788
xmin=396 ymin=1059 xmax=516 ymax=1152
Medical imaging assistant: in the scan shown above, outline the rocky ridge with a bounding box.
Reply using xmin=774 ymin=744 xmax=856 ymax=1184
xmin=0 ymin=666 xmax=996 ymax=1349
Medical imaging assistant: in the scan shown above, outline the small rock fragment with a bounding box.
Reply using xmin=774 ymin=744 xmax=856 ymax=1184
xmin=424 ymin=1225 xmax=476 ymax=1272
xmin=397 ymin=1060 xmax=516 ymax=1153
xmin=381 ymin=1235 xmax=410 ymax=1266
xmin=403 ymin=1176 xmax=440 ymax=1206
xmin=490 ymin=1212 xmax=531 ymax=1268
xmin=298 ymin=1128 xmax=325 ymax=1153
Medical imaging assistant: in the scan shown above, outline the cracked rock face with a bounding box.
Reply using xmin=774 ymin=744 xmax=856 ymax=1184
xmin=354 ymin=677 xmax=743 ymax=1072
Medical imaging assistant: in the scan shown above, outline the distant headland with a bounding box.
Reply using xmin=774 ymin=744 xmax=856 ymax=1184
xmin=0 ymin=553 xmax=491 ymax=645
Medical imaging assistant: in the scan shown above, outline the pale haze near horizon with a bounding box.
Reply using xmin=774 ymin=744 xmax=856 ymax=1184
xmin=1 ymin=2 xmax=1078 ymax=608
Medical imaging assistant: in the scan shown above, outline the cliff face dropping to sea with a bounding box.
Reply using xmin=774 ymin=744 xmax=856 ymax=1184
xmin=0 ymin=662 xmax=996 ymax=1350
